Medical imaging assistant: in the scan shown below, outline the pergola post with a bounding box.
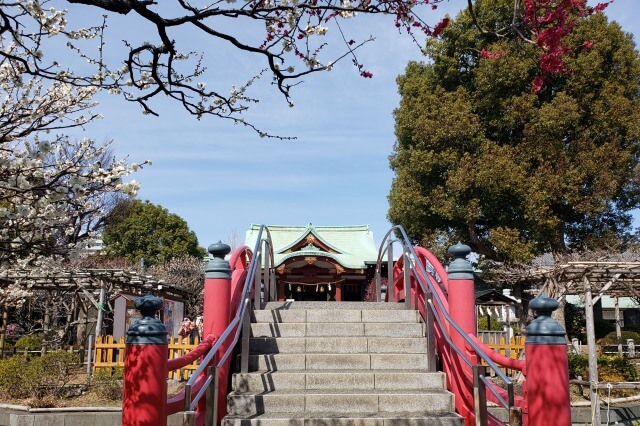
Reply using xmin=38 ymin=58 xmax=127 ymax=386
xmin=42 ymin=293 xmax=51 ymax=354
xmin=615 ymin=296 xmax=622 ymax=356
xmin=583 ymin=275 xmax=601 ymax=426
xmin=0 ymin=305 xmax=6 ymax=358
xmin=95 ymin=280 xmax=107 ymax=338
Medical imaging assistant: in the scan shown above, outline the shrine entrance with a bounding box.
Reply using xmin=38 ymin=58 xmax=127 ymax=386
xmin=245 ymin=224 xmax=381 ymax=302
xmin=284 ymin=283 xmax=335 ymax=301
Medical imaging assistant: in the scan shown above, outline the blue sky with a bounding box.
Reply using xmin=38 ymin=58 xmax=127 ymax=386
xmin=78 ymin=1 xmax=640 ymax=250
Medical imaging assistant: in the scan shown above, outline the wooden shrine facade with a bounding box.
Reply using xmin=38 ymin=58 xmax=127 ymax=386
xmin=245 ymin=224 xmax=383 ymax=302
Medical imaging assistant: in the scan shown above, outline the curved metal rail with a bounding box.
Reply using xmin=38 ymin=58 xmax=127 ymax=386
xmin=374 ymin=225 xmax=519 ymax=425
xmin=182 ymin=225 xmax=276 ymax=425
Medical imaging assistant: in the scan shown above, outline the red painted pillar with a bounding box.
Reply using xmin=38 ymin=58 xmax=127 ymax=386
xmin=122 ymin=293 xmax=168 ymax=426
xmin=525 ymin=293 xmax=571 ymax=426
xmin=446 ymin=243 xmax=476 ymax=426
xmin=278 ymin=281 xmax=285 ymax=301
xmin=203 ymin=242 xmax=232 ymax=423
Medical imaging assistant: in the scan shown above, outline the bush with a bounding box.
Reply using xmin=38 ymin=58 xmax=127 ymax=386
xmin=477 ymin=315 xmax=505 ymax=331
xmin=568 ymin=354 xmax=590 ymax=379
xmin=625 ymin=326 xmax=640 ymax=334
xmin=568 ymin=354 xmax=639 ymax=381
xmin=599 ymin=356 xmax=639 ymax=382
xmin=0 ymin=355 xmax=29 ymax=398
xmin=14 ymin=334 xmax=43 ymax=351
xmin=597 ymin=330 xmax=640 ymax=345
xmin=565 ymin=302 xmax=585 ymax=341
xmin=90 ymin=367 xmax=123 ymax=401
xmin=27 ymin=351 xmax=79 ymax=397
xmin=0 ymin=351 xmax=78 ymax=400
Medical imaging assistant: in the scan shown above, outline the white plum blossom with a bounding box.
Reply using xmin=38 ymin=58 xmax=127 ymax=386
xmin=0 ymin=27 xmax=150 ymax=306
xmin=2 ymin=0 xmax=438 ymax=138
xmin=304 ymin=25 xmax=329 ymax=36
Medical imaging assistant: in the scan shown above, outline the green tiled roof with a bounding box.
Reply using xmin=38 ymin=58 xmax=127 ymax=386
xmin=566 ymin=295 xmax=639 ymax=309
xmin=245 ymin=223 xmax=379 ymax=269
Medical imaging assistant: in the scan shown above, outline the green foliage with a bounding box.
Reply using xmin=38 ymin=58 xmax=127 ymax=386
xmin=565 ymin=302 xmax=585 ymax=341
xmin=0 ymin=351 xmax=78 ymax=399
xmin=90 ymin=367 xmax=123 ymax=401
xmin=14 ymin=333 xmax=43 ymax=351
xmin=568 ymin=354 xmax=589 ymax=379
xmin=598 ymin=330 xmax=640 ymax=345
xmin=103 ymin=199 xmax=204 ymax=265
xmin=477 ymin=315 xmax=505 ymax=331
xmin=0 ymin=355 xmax=28 ymax=397
xmin=27 ymin=351 xmax=79 ymax=397
xmin=568 ymin=354 xmax=639 ymax=381
xmin=388 ymin=0 xmax=640 ymax=262
xmin=599 ymin=356 xmax=640 ymax=382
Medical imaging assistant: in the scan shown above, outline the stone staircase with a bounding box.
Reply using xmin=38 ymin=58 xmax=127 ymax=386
xmin=222 ymin=301 xmax=463 ymax=425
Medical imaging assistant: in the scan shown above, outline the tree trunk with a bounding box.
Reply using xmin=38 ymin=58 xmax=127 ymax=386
xmin=542 ymin=276 xmax=569 ymax=342
xmin=0 ymin=305 xmax=6 ymax=358
xmin=42 ymin=294 xmax=51 ymax=354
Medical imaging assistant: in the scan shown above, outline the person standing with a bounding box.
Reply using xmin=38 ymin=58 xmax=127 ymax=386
xmin=179 ymin=317 xmax=191 ymax=344
xmin=189 ymin=322 xmax=200 ymax=344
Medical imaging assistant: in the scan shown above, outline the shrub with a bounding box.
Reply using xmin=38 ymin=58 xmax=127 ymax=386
xmin=567 ymin=354 xmax=639 ymax=381
xmin=568 ymin=354 xmax=590 ymax=379
xmin=14 ymin=334 xmax=43 ymax=352
xmin=625 ymin=326 xmax=640 ymax=334
xmin=0 ymin=355 xmax=29 ymax=398
xmin=597 ymin=330 xmax=640 ymax=345
xmin=90 ymin=367 xmax=123 ymax=401
xmin=0 ymin=351 xmax=78 ymax=400
xmin=599 ymin=356 xmax=639 ymax=382
xmin=565 ymin=302 xmax=585 ymax=341
xmin=477 ymin=315 xmax=505 ymax=331
xmin=27 ymin=351 xmax=79 ymax=397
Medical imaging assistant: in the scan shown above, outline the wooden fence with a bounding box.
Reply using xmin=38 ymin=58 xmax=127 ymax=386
xmin=93 ymin=336 xmax=203 ymax=380
xmin=479 ymin=335 xmax=526 ymax=376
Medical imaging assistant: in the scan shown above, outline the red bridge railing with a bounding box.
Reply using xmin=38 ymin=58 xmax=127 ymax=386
xmin=374 ymin=225 xmax=571 ymax=426
xmin=122 ymin=224 xmax=571 ymax=426
xmin=122 ymin=226 xmax=276 ymax=426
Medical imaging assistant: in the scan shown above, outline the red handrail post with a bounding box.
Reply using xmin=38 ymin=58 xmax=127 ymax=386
xmin=122 ymin=292 xmax=169 ymax=426
xmin=446 ymin=242 xmax=476 ymax=426
xmin=524 ymin=293 xmax=571 ymax=426
xmin=203 ymin=241 xmax=232 ymax=423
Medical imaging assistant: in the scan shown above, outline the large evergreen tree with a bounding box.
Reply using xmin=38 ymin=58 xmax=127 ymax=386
xmin=103 ymin=200 xmax=204 ymax=265
xmin=388 ymin=0 xmax=640 ymax=263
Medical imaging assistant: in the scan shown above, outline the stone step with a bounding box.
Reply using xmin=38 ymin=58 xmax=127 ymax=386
xmin=222 ymin=412 xmax=464 ymax=425
xmin=250 ymin=322 xmax=424 ymax=338
xmin=249 ymin=337 xmax=429 ymax=354
xmin=247 ymin=353 xmax=430 ymax=371
xmin=252 ymin=309 xmax=420 ymax=324
xmin=261 ymin=302 xmax=408 ymax=311
xmin=233 ymin=371 xmax=446 ymax=393
xmin=226 ymin=389 xmax=455 ymax=417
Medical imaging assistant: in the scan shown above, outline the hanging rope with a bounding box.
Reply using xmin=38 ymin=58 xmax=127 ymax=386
xmin=282 ymin=279 xmax=345 ymax=287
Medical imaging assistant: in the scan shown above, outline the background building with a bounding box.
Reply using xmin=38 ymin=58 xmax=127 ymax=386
xmin=245 ymin=224 xmax=382 ymax=301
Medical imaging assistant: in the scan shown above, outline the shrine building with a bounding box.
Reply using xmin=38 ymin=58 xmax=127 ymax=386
xmin=244 ymin=224 xmax=382 ymax=302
